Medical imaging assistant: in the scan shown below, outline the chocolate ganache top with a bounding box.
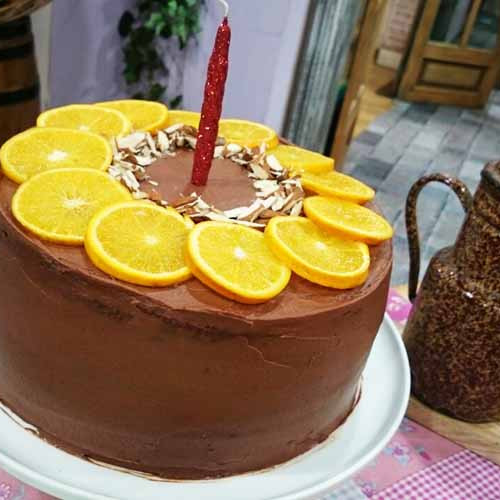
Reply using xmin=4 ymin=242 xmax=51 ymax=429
xmin=0 ymin=149 xmax=392 ymax=335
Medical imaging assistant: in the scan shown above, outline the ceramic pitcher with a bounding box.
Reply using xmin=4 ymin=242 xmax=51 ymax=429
xmin=404 ymin=160 xmax=500 ymax=422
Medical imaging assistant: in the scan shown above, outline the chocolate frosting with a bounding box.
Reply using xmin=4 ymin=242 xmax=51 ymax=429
xmin=143 ymin=149 xmax=258 ymax=210
xmin=0 ymin=151 xmax=392 ymax=478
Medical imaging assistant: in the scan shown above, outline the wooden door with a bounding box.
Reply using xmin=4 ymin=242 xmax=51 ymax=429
xmin=399 ymin=0 xmax=500 ymax=107
xmin=330 ymin=0 xmax=388 ymax=169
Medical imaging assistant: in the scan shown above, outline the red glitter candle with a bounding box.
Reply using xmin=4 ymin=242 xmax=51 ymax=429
xmin=191 ymin=3 xmax=231 ymax=186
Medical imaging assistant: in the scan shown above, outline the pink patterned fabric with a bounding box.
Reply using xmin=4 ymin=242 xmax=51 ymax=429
xmin=353 ymin=417 xmax=462 ymax=496
xmin=373 ymin=450 xmax=500 ymax=500
xmin=0 ymin=469 xmax=54 ymax=500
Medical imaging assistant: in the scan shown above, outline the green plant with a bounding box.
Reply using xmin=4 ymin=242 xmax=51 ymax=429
xmin=119 ymin=0 xmax=203 ymax=106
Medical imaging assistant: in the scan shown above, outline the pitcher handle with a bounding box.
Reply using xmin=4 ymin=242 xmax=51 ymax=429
xmin=405 ymin=174 xmax=473 ymax=303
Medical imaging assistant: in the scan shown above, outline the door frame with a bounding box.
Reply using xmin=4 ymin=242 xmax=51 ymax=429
xmin=330 ymin=0 xmax=388 ymax=168
xmin=399 ymin=0 xmax=500 ymax=107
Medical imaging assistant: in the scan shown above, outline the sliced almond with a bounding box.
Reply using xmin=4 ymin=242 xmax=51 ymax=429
xmin=232 ymin=219 xmax=265 ymax=228
xmin=115 ymin=159 xmax=136 ymax=170
xmin=196 ymin=198 xmax=210 ymax=211
xmin=232 ymin=158 xmax=251 ymax=166
xmin=185 ymin=136 xmax=197 ymax=149
xmin=111 ymin=138 xmax=119 ymax=156
xmin=134 ymin=155 xmax=155 ymax=167
xmin=132 ymin=191 xmax=148 ymax=200
xmin=254 ymin=180 xmax=279 ymax=191
xmin=290 ymin=200 xmax=303 ymax=216
xmin=182 ymin=125 xmax=198 ymax=136
xmin=117 ymin=132 xmax=146 ymax=150
xmin=122 ymin=170 xmax=140 ymax=191
xmin=204 ymin=211 xmax=232 ymax=223
xmin=145 ymin=133 xmax=156 ymax=152
xmin=157 ymin=131 xmax=170 ymax=152
xmin=235 ymin=200 xmax=264 ymax=221
xmin=170 ymin=194 xmax=198 ymax=208
xmin=214 ymin=145 xmax=225 ymax=158
xmin=271 ymin=197 xmax=286 ymax=211
xmin=249 ymin=163 xmax=270 ymax=180
xmin=223 ymin=206 xmax=254 ymax=219
xmin=148 ymin=189 xmax=162 ymax=202
xmin=258 ymin=209 xmax=282 ymax=219
xmin=260 ymin=196 xmax=276 ymax=209
xmin=266 ymin=154 xmax=283 ymax=172
xmin=134 ymin=170 xmax=148 ymax=181
xmin=226 ymin=143 xmax=242 ymax=155
xmin=281 ymin=191 xmax=303 ymax=212
xmin=166 ymin=123 xmax=183 ymax=134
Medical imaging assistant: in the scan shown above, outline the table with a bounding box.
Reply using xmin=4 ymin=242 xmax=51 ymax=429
xmin=0 ymin=288 xmax=499 ymax=499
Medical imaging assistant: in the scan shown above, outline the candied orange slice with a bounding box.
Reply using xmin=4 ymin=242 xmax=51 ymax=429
xmin=301 ymin=171 xmax=374 ymax=203
xmin=12 ymin=168 xmax=131 ymax=245
xmin=267 ymin=144 xmax=334 ymax=174
xmin=37 ymin=104 xmax=131 ymax=138
xmin=168 ymin=110 xmax=201 ymax=129
xmin=85 ymin=201 xmax=192 ymax=286
xmin=186 ymin=221 xmax=290 ymax=303
xmin=304 ymin=196 xmax=393 ymax=244
xmin=96 ymin=99 xmax=169 ymax=133
xmin=0 ymin=127 xmax=112 ymax=184
xmin=218 ymin=119 xmax=279 ymax=149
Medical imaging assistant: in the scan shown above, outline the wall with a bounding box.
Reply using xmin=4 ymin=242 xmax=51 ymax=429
xmin=182 ymin=0 xmax=310 ymax=133
xmin=46 ymin=0 xmax=310 ymax=135
xmin=49 ymin=0 xmax=135 ymax=107
xmin=376 ymin=0 xmax=421 ymax=69
xmin=31 ymin=2 xmax=52 ymax=109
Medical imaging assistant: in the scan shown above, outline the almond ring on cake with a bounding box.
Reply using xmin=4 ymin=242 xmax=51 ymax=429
xmin=108 ymin=124 xmax=305 ymax=228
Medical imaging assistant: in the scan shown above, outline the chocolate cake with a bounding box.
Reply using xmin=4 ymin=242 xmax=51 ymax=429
xmin=0 ymin=142 xmax=392 ymax=479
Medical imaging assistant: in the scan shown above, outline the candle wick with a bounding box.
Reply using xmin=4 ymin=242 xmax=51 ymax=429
xmin=217 ymin=0 xmax=229 ymax=17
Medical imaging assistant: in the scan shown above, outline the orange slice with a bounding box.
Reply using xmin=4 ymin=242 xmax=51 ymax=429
xmin=304 ymin=196 xmax=393 ymax=244
xmin=218 ymin=119 xmax=279 ymax=149
xmin=186 ymin=221 xmax=290 ymax=303
xmin=267 ymin=144 xmax=334 ymax=174
xmin=0 ymin=127 xmax=112 ymax=184
xmin=11 ymin=168 xmax=131 ymax=245
xmin=96 ymin=99 xmax=169 ymax=133
xmin=37 ymin=104 xmax=132 ymax=138
xmin=301 ymin=171 xmax=374 ymax=203
xmin=168 ymin=110 xmax=201 ymax=129
xmin=85 ymin=201 xmax=192 ymax=287
xmin=265 ymin=216 xmax=370 ymax=289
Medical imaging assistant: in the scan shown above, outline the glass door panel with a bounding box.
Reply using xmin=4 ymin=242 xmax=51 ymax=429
xmin=468 ymin=0 xmax=499 ymax=49
xmin=431 ymin=0 xmax=471 ymax=45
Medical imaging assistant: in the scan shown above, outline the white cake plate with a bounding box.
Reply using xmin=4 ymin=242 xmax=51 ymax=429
xmin=0 ymin=314 xmax=410 ymax=500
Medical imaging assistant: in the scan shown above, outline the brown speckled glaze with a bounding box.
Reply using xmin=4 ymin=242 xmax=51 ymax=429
xmin=404 ymin=162 xmax=500 ymax=422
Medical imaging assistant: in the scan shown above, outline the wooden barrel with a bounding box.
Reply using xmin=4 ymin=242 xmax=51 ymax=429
xmin=0 ymin=16 xmax=40 ymax=146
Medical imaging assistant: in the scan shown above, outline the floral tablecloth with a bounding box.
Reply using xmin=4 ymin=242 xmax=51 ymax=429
xmin=1 ymin=289 xmax=499 ymax=500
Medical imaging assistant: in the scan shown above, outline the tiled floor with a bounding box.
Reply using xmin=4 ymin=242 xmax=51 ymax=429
xmin=344 ymin=90 xmax=500 ymax=286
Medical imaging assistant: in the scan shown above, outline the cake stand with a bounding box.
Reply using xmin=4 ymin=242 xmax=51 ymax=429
xmin=0 ymin=314 xmax=410 ymax=500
